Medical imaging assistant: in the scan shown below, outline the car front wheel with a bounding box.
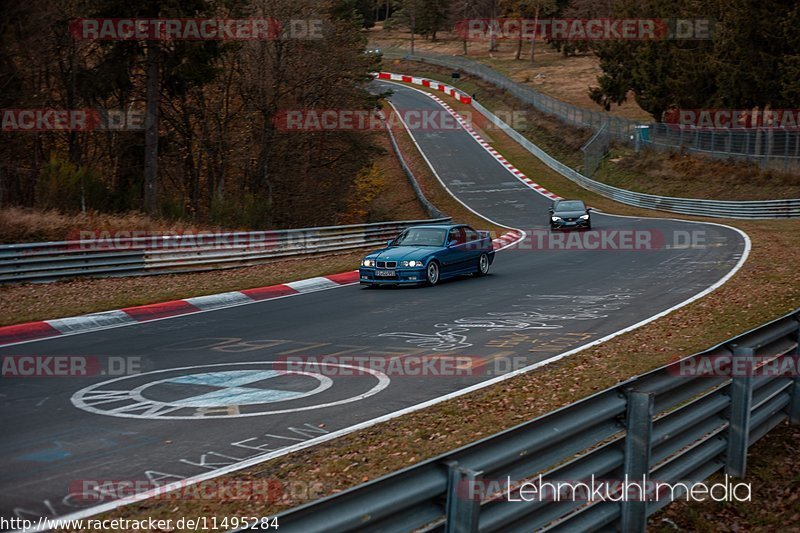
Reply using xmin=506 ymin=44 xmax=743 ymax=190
xmin=476 ymin=253 xmax=490 ymax=276
xmin=425 ymin=261 xmax=440 ymax=286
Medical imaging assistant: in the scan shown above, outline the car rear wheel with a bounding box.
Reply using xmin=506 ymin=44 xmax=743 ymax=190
xmin=425 ymin=261 xmax=440 ymax=286
xmin=476 ymin=253 xmax=490 ymax=276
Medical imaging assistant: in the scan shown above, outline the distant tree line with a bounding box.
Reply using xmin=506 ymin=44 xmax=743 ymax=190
xmin=383 ymin=0 xmax=799 ymax=120
xmin=0 ymin=0 xmax=382 ymax=228
xmin=589 ymin=0 xmax=800 ymax=120
xmin=3 ymin=0 xmax=794 ymax=228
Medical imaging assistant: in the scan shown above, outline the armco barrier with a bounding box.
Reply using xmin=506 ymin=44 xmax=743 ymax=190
xmin=0 ymin=218 xmax=450 ymax=283
xmin=248 ymin=309 xmax=800 ymax=533
xmin=469 ymin=100 xmax=800 ymax=219
xmin=377 ymin=71 xmax=800 ymax=218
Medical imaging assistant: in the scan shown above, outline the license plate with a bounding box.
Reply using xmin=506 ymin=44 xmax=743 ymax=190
xmin=376 ymin=270 xmax=396 ymax=277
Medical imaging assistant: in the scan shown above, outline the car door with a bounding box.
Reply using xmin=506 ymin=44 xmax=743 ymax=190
xmin=442 ymin=227 xmax=470 ymax=274
xmin=463 ymin=227 xmax=484 ymax=264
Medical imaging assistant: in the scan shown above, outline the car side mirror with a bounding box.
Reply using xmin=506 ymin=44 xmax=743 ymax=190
xmin=447 ymin=240 xmax=456 ymax=248
xmin=387 ymin=240 xmax=394 ymax=247
xmin=586 ymin=207 xmax=593 ymax=212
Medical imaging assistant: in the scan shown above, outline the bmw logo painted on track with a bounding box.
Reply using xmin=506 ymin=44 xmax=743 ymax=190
xmin=71 ymin=362 xmax=390 ymax=419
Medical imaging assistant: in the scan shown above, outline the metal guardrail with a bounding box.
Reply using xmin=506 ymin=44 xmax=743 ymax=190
xmin=261 ymin=309 xmax=800 ymax=533
xmin=0 ymin=218 xmax=451 ymax=283
xmin=382 ymin=48 xmax=800 ymax=174
xmin=471 ymin=100 xmax=800 ymax=218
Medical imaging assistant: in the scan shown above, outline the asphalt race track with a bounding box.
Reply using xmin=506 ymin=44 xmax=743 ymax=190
xmin=0 ymin=81 xmax=747 ymax=523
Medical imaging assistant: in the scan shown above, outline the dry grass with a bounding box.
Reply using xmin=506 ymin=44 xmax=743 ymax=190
xmin=600 ymin=148 xmax=800 ymax=200
xmin=368 ymin=23 xmax=652 ymax=121
xmin=0 ymin=251 xmax=369 ymax=327
xmin=362 ymin=126 xmax=429 ymax=222
xmin=652 ymin=422 xmax=800 ymax=531
xmin=0 ymin=208 xmax=223 ymax=244
xmin=73 ymin=87 xmax=800 ymax=532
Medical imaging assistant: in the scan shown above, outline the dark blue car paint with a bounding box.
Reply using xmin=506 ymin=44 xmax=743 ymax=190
xmin=359 ymin=224 xmax=495 ymax=285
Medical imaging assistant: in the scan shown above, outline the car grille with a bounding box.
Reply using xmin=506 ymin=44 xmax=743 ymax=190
xmin=377 ymin=261 xmax=397 ymax=268
xmin=564 ymin=217 xmax=577 ymax=222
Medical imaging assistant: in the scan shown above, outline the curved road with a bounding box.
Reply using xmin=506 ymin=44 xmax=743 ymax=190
xmin=0 ymin=81 xmax=747 ymax=522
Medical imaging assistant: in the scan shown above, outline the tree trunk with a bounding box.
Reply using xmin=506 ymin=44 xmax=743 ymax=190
xmin=515 ymin=18 xmax=523 ymax=60
xmin=410 ymin=8 xmax=416 ymax=55
xmin=529 ymin=7 xmax=540 ymax=64
xmin=144 ymin=41 xmax=160 ymax=214
xmin=489 ymin=0 xmax=498 ymax=52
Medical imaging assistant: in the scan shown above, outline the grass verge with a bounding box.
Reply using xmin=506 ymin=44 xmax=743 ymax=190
xmin=368 ymin=23 xmax=651 ymax=121
xmin=651 ymin=421 xmax=800 ymax=531
xmin=62 ymin=83 xmax=800 ymax=532
xmin=0 ymin=208 xmax=225 ymax=244
xmin=0 ymin=251 xmax=366 ymax=327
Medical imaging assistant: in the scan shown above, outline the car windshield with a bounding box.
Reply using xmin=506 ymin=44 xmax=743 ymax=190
xmin=393 ymin=228 xmax=447 ymax=247
xmin=556 ymin=201 xmax=586 ymax=212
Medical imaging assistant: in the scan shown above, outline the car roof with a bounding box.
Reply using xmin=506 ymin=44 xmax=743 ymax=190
xmin=554 ymin=199 xmax=584 ymax=204
xmin=405 ymin=224 xmax=467 ymax=230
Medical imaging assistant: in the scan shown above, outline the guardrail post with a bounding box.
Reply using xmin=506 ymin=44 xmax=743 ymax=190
xmin=789 ymin=322 xmax=800 ymax=425
xmin=726 ymin=344 xmax=754 ymax=477
xmin=621 ymin=390 xmax=655 ymax=533
xmin=444 ymin=461 xmax=482 ymax=533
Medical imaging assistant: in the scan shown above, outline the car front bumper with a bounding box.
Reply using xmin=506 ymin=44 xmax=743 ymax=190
xmin=359 ymin=267 xmax=426 ymax=284
xmin=551 ymin=219 xmax=590 ymax=229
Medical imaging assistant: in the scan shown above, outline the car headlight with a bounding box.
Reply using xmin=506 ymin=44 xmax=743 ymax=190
xmin=362 ymin=259 xmax=375 ymax=267
xmin=579 ymin=214 xmax=590 ymax=220
xmin=401 ymin=260 xmax=424 ymax=267
xmin=551 ymin=216 xmax=562 ymax=222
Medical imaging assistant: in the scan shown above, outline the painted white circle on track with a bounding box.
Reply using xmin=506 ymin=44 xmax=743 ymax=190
xmin=71 ymin=362 xmax=390 ymax=419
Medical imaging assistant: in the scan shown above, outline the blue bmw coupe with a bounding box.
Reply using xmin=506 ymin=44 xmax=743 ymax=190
xmin=359 ymin=224 xmax=495 ymax=287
